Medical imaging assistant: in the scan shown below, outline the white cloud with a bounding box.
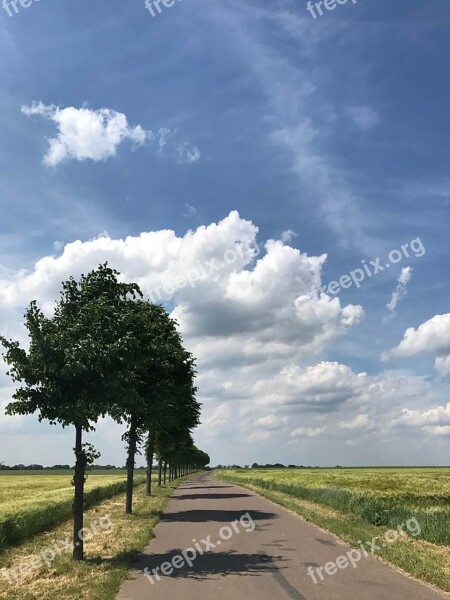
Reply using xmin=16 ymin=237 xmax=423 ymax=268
xmin=1 ymin=211 xmax=448 ymax=464
xmin=386 ymin=313 xmax=450 ymax=375
xmin=255 ymin=414 xmax=287 ymax=430
xmin=253 ymin=362 xmax=367 ymax=410
xmin=21 ymin=102 xmax=200 ymax=167
xmin=392 ymin=403 xmax=450 ymax=436
xmin=339 ymin=414 xmax=370 ymax=430
xmin=0 ymin=211 xmax=365 ymax=453
xmin=387 ymin=266 xmax=413 ymax=315
xmin=347 ymin=106 xmax=381 ymax=131
xmin=290 ymin=426 xmax=325 ymax=438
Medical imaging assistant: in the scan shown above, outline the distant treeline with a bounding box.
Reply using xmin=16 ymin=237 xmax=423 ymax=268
xmin=0 ymin=463 xmax=146 ymax=471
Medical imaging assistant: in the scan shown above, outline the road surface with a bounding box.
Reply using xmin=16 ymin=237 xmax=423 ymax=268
xmin=117 ymin=472 xmax=447 ymax=600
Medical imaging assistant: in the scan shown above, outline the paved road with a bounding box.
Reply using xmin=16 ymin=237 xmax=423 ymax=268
xmin=117 ymin=472 xmax=447 ymax=600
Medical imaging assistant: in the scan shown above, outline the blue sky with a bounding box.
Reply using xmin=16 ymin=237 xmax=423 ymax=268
xmin=1 ymin=0 xmax=449 ymax=467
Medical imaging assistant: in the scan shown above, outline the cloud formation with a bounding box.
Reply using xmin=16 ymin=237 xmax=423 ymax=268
xmin=0 ymin=212 xmax=448 ymax=464
xmin=21 ymin=102 xmax=200 ymax=167
xmin=392 ymin=403 xmax=450 ymax=436
xmin=386 ymin=313 xmax=450 ymax=375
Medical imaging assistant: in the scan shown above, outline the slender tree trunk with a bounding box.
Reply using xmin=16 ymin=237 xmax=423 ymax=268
xmin=163 ymin=462 xmax=167 ymax=485
xmin=158 ymin=459 xmax=162 ymax=487
xmin=146 ymin=432 xmax=154 ymax=496
xmin=125 ymin=416 xmax=137 ymax=514
xmin=73 ymin=425 xmax=86 ymax=561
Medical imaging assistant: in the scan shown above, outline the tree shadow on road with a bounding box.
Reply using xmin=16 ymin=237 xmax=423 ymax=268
xmin=161 ymin=509 xmax=278 ymax=523
xmin=177 ymin=485 xmax=233 ymax=490
xmin=136 ymin=549 xmax=283 ymax=581
xmin=174 ymin=493 xmax=252 ymax=500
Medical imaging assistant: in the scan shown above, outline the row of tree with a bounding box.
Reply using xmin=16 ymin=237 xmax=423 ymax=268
xmin=0 ymin=264 xmax=209 ymax=560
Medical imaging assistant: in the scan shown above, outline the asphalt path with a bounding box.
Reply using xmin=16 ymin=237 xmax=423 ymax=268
xmin=117 ymin=472 xmax=448 ymax=600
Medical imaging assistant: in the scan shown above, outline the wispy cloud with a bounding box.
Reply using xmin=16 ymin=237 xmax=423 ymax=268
xmin=203 ymin=1 xmax=381 ymax=253
xmin=347 ymin=105 xmax=381 ymax=131
xmin=387 ymin=266 xmax=413 ymax=316
xmin=281 ymin=229 xmax=297 ymax=243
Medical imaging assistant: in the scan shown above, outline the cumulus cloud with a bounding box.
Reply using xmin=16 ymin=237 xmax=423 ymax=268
xmin=392 ymin=403 xmax=450 ymax=436
xmin=253 ymin=362 xmax=367 ymax=411
xmin=236 ymin=367 xmax=449 ymax=454
xmin=21 ymin=102 xmax=200 ymax=167
xmin=0 ymin=211 xmax=363 ymax=371
xmin=0 ymin=211 xmax=366 ymax=450
xmin=1 ymin=211 xmax=447 ymax=464
xmin=385 ymin=313 xmax=450 ymax=375
xmin=386 ymin=266 xmax=413 ymax=315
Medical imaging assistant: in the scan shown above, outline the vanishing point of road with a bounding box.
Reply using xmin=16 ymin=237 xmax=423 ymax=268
xmin=117 ymin=472 xmax=448 ymax=600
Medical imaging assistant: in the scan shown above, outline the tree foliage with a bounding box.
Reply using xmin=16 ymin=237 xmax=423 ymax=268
xmin=0 ymin=264 xmax=209 ymax=560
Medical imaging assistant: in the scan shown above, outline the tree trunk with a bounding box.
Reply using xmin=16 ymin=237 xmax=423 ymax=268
xmin=73 ymin=425 xmax=85 ymax=561
xmin=145 ymin=432 xmax=154 ymax=496
xmin=125 ymin=417 xmax=137 ymax=514
xmin=163 ymin=461 xmax=167 ymax=485
xmin=158 ymin=459 xmax=162 ymax=487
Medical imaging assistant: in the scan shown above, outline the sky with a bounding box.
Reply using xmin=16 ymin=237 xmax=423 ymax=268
xmin=0 ymin=0 xmax=449 ymax=467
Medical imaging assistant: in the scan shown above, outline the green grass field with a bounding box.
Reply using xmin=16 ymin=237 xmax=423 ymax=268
xmin=0 ymin=471 xmax=146 ymax=550
xmin=216 ymin=467 xmax=450 ymax=591
xmin=0 ymin=471 xmax=133 ymax=514
xmin=0 ymin=475 xmax=176 ymax=600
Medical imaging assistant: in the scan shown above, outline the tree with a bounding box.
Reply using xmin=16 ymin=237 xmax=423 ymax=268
xmin=153 ymin=348 xmax=201 ymax=485
xmin=110 ymin=300 xmax=198 ymax=513
xmin=143 ymin=332 xmax=200 ymax=496
xmin=0 ymin=265 xmax=140 ymax=560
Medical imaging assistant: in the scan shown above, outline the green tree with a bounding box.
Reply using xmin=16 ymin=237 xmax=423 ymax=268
xmin=0 ymin=265 xmax=140 ymax=560
xmin=111 ymin=300 xmax=198 ymax=513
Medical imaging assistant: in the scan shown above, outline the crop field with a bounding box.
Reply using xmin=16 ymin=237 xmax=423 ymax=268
xmin=0 ymin=471 xmax=146 ymax=550
xmin=217 ymin=467 xmax=450 ymax=545
xmin=0 ymin=476 xmax=175 ymax=600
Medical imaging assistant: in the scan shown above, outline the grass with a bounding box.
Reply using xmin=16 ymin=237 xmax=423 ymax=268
xmin=0 ymin=472 xmax=145 ymax=550
xmin=0 ymin=479 xmax=177 ymax=600
xmin=0 ymin=471 xmax=134 ymax=514
xmin=215 ymin=467 xmax=450 ymax=592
